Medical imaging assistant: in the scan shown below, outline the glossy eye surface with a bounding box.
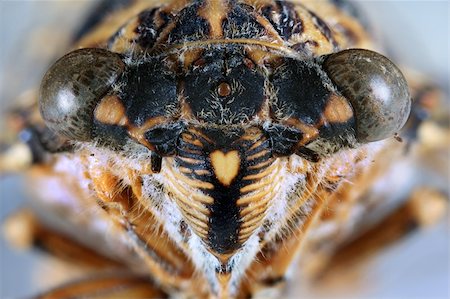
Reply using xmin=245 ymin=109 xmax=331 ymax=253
xmin=322 ymin=48 xmax=411 ymax=142
xmin=39 ymin=48 xmax=125 ymax=141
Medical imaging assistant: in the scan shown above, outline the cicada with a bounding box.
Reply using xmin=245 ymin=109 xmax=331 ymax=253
xmin=1 ymin=1 xmax=448 ymax=298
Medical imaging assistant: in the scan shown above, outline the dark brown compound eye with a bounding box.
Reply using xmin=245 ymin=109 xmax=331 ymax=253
xmin=39 ymin=48 xmax=125 ymax=141
xmin=322 ymin=49 xmax=411 ymax=143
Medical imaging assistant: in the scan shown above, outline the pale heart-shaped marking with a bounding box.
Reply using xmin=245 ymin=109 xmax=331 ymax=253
xmin=210 ymin=150 xmax=241 ymax=186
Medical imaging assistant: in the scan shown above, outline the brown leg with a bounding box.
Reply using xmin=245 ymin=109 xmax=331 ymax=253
xmin=3 ymin=209 xmax=123 ymax=269
xmin=3 ymin=210 xmax=170 ymax=299
xmin=316 ymin=187 xmax=447 ymax=283
xmin=34 ymin=272 xmax=167 ymax=299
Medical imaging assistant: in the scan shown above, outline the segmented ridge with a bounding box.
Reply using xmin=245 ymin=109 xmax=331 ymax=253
xmin=237 ymin=135 xmax=280 ymax=243
xmin=163 ymin=129 xmax=214 ymax=240
xmin=165 ymin=127 xmax=282 ymax=251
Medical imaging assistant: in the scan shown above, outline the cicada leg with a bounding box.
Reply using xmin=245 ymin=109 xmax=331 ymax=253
xmin=2 ymin=209 xmax=172 ymax=299
xmin=33 ymin=272 xmax=167 ymax=299
xmin=3 ymin=209 xmax=124 ymax=269
xmin=317 ymin=187 xmax=447 ymax=282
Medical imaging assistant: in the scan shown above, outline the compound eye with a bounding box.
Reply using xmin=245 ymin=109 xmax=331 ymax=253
xmin=322 ymin=49 xmax=411 ymax=143
xmin=39 ymin=48 xmax=125 ymax=141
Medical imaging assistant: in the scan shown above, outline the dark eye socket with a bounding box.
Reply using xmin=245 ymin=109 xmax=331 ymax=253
xmin=144 ymin=123 xmax=184 ymax=156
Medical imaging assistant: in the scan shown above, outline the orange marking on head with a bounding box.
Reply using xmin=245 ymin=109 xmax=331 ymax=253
xmin=294 ymin=7 xmax=337 ymax=55
xmin=242 ymin=160 xmax=279 ymax=181
xmin=240 ymin=203 xmax=271 ymax=223
xmin=252 ymin=13 xmax=285 ymax=44
xmin=165 ymin=159 xmax=214 ymax=195
xmin=323 ymin=94 xmax=354 ymax=123
xmin=240 ymin=127 xmax=264 ymax=141
xmin=108 ymin=17 xmax=141 ymax=53
xmin=76 ymin=1 xmax=152 ymax=49
xmin=198 ymin=0 xmax=228 ymax=38
xmin=283 ymin=118 xmax=320 ymax=146
xmin=246 ymin=149 xmax=269 ymax=161
xmin=210 ymin=150 xmax=241 ymax=186
xmin=239 ymin=212 xmax=267 ymax=237
xmin=186 ymin=128 xmax=215 ymax=144
xmin=194 ymin=169 xmax=211 ymax=176
xmin=181 ymin=133 xmax=204 ymax=147
xmin=171 ymin=39 xmax=299 ymax=57
xmin=178 ymin=156 xmax=204 ymax=165
xmin=247 ymin=158 xmax=273 ymax=170
xmin=238 ymin=184 xmax=279 ymax=217
xmin=239 ymin=178 xmax=272 ymax=193
xmin=182 ymin=48 xmax=204 ymax=70
xmin=170 ymin=168 xmax=215 ymax=190
xmin=127 ymin=116 xmax=169 ymax=150
xmin=216 ymin=271 xmax=232 ymax=298
xmin=245 ymin=46 xmax=277 ymax=65
xmin=94 ymin=95 xmax=128 ymax=126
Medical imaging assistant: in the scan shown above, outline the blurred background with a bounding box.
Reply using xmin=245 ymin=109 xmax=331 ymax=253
xmin=0 ymin=1 xmax=448 ymax=298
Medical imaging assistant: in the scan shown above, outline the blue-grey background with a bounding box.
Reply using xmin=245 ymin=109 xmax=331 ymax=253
xmin=0 ymin=1 xmax=449 ymax=298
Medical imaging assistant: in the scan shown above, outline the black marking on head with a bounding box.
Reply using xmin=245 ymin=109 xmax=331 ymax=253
xmin=93 ymin=121 xmax=130 ymax=150
xmin=308 ymin=10 xmax=339 ymax=50
xmin=222 ymin=4 xmax=266 ymax=39
xmin=207 ymin=173 xmax=243 ymax=253
xmin=167 ymin=2 xmax=210 ymax=43
xmin=295 ymin=147 xmax=320 ymax=162
xmin=176 ymin=129 xmax=242 ymax=253
xmin=151 ymin=152 xmax=162 ymax=173
xmin=265 ymin=124 xmax=302 ymax=156
xmin=176 ymin=128 xmax=274 ymax=254
xmin=134 ymin=8 xmax=171 ymax=49
xmin=120 ymin=60 xmax=177 ymax=126
xmin=271 ymin=59 xmax=331 ymax=125
xmin=318 ymin=118 xmax=355 ymax=141
xmin=144 ymin=123 xmax=184 ymax=156
xmin=261 ymin=0 xmax=303 ymax=40
xmin=184 ymin=48 xmax=265 ymax=124
xmin=270 ymin=58 xmax=358 ymax=156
